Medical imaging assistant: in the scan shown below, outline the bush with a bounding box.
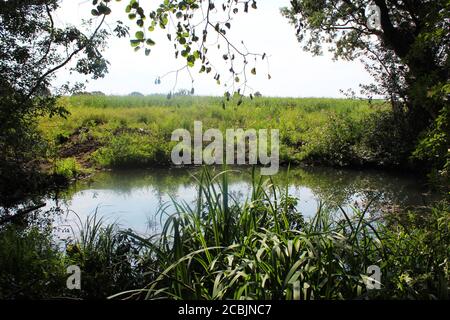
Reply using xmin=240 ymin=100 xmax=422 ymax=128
xmin=54 ymin=157 xmax=82 ymax=179
xmin=0 ymin=225 xmax=66 ymax=299
xmin=92 ymin=133 xmax=172 ymax=168
xmin=356 ymin=110 xmax=414 ymax=167
xmin=300 ymin=112 xmax=362 ymax=166
xmin=64 ymin=213 xmax=150 ymax=299
xmin=413 ymin=106 xmax=450 ymax=187
xmin=300 ymin=110 xmax=415 ymax=168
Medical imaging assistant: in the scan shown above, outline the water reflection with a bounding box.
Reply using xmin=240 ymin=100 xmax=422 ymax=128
xmin=44 ymin=166 xmax=437 ymax=234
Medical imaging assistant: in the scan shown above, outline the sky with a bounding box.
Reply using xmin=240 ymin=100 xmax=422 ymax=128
xmin=54 ymin=0 xmax=374 ymax=97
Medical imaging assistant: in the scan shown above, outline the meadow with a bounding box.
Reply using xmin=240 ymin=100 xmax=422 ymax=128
xmin=39 ymin=95 xmax=410 ymax=177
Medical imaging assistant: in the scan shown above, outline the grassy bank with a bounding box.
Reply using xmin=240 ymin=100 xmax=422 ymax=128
xmin=38 ymin=95 xmax=413 ymax=174
xmin=0 ymin=168 xmax=448 ymax=299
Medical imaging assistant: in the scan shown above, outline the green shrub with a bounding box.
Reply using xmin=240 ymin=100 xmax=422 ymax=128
xmin=300 ymin=112 xmax=362 ymax=166
xmin=92 ymin=133 xmax=172 ymax=168
xmin=112 ymin=168 xmax=450 ymax=300
xmin=0 ymin=225 xmax=66 ymax=299
xmin=81 ymin=114 xmax=108 ymax=127
xmin=54 ymin=157 xmax=82 ymax=179
xmin=64 ymin=213 xmax=149 ymax=299
xmin=300 ymin=110 xmax=415 ymax=167
xmin=356 ymin=110 xmax=414 ymax=167
xmin=413 ymin=106 xmax=450 ymax=185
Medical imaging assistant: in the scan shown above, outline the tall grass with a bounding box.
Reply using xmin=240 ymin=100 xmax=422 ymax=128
xmin=0 ymin=168 xmax=448 ymax=299
xmin=40 ymin=95 xmax=400 ymax=169
xmin=62 ymin=211 xmax=150 ymax=299
xmin=110 ymin=168 xmax=449 ymax=300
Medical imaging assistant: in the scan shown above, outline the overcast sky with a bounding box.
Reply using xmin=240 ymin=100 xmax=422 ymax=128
xmin=54 ymin=0 xmax=374 ymax=97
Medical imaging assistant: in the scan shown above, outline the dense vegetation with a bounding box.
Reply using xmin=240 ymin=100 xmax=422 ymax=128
xmin=108 ymin=0 xmax=450 ymax=178
xmin=1 ymin=0 xmax=448 ymax=301
xmin=39 ymin=95 xmax=419 ymax=173
xmin=1 ymin=169 xmax=448 ymax=299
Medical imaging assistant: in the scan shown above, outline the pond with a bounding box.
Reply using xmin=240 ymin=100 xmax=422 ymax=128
xmin=45 ymin=166 xmax=438 ymax=236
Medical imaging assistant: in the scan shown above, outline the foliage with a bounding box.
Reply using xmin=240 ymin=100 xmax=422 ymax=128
xmin=281 ymin=0 xmax=449 ymax=117
xmin=63 ymin=212 xmax=150 ymax=299
xmin=0 ymin=0 xmax=126 ymax=207
xmin=0 ymin=224 xmax=66 ymax=299
xmin=111 ymin=168 xmax=449 ymax=300
xmin=53 ymin=157 xmax=83 ymax=179
xmin=0 ymin=168 xmax=448 ymax=299
xmin=413 ymin=105 xmax=450 ymax=173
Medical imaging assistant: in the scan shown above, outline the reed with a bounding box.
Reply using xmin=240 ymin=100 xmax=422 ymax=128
xmin=111 ymin=167 xmax=449 ymax=300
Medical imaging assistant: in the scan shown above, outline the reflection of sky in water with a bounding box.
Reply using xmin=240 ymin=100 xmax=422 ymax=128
xmin=46 ymin=167 xmax=436 ymax=236
xmin=50 ymin=183 xmax=358 ymax=235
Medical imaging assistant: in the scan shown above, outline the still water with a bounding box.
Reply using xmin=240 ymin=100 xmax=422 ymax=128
xmin=46 ymin=166 xmax=437 ymax=235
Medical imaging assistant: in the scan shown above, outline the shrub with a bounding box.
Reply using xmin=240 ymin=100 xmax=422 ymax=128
xmin=64 ymin=213 xmax=150 ymax=299
xmin=301 ymin=112 xmax=362 ymax=166
xmin=54 ymin=157 xmax=82 ymax=179
xmin=413 ymin=106 xmax=450 ymax=185
xmin=356 ymin=110 xmax=414 ymax=167
xmin=92 ymin=133 xmax=171 ymax=168
xmin=0 ymin=225 xmax=66 ymax=299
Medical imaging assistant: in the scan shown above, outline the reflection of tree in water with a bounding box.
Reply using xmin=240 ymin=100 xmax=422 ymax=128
xmin=51 ymin=166 xmax=437 ymax=215
xmin=295 ymin=167 xmax=436 ymax=210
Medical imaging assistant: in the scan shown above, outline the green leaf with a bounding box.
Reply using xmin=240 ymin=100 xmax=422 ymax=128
xmin=130 ymin=39 xmax=141 ymax=47
xmin=135 ymin=31 xmax=144 ymax=39
xmin=193 ymin=50 xmax=200 ymax=59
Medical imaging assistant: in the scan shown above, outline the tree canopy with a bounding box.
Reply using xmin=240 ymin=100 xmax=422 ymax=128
xmin=0 ymin=0 xmax=127 ymax=204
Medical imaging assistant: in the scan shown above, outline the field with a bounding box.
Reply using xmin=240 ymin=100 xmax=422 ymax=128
xmin=39 ymin=95 xmax=398 ymax=176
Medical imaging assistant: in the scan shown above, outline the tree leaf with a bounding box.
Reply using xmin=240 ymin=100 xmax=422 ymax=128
xmin=135 ymin=31 xmax=144 ymax=39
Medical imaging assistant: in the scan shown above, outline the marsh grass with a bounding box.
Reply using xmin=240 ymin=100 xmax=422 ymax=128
xmin=62 ymin=210 xmax=148 ymax=299
xmin=39 ymin=95 xmax=398 ymax=169
xmin=0 ymin=168 xmax=448 ymax=299
xmin=109 ymin=167 xmax=449 ymax=300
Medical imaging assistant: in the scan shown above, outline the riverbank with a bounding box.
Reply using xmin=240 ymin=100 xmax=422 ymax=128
xmin=39 ymin=95 xmax=416 ymax=178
